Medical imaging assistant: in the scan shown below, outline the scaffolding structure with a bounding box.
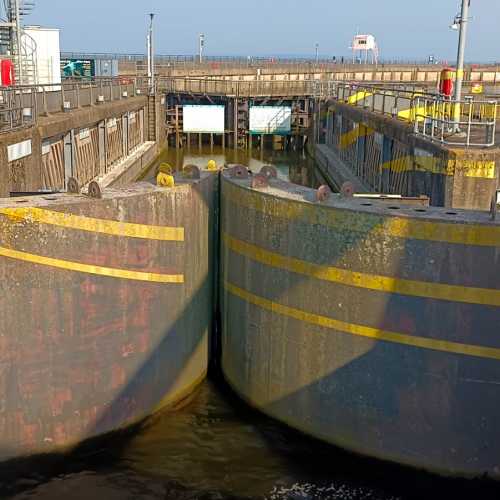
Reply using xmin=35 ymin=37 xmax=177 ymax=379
xmin=0 ymin=0 xmax=37 ymax=84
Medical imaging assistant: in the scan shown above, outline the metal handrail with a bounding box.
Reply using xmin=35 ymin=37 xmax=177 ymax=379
xmin=413 ymin=96 xmax=497 ymax=148
xmin=0 ymin=77 xmax=151 ymax=133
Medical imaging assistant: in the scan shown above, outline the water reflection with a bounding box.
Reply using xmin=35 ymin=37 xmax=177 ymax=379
xmin=2 ymin=379 xmax=499 ymax=500
xmin=141 ymin=146 xmax=322 ymax=189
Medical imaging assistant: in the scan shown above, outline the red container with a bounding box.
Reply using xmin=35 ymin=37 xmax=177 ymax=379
xmin=439 ymin=67 xmax=454 ymax=97
xmin=1 ymin=59 xmax=14 ymax=86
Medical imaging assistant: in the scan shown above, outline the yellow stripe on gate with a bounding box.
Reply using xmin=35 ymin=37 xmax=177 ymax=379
xmin=0 ymin=207 xmax=184 ymax=241
xmin=223 ymin=182 xmax=500 ymax=247
xmin=0 ymin=246 xmax=184 ymax=283
xmin=224 ymin=234 xmax=500 ymax=307
xmin=225 ymin=282 xmax=500 ymax=361
xmin=347 ymin=91 xmax=372 ymax=104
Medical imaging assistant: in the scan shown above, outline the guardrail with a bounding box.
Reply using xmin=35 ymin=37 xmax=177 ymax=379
xmin=333 ymin=83 xmax=498 ymax=148
xmin=0 ymin=77 xmax=150 ymax=133
xmin=413 ymin=96 xmax=497 ymax=148
xmin=159 ymin=76 xmax=339 ymax=97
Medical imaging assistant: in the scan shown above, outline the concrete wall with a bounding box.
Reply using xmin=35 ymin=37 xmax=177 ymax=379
xmin=0 ymin=96 xmax=158 ymax=197
xmin=221 ymin=173 xmax=500 ymax=479
xmin=320 ymin=101 xmax=499 ymax=210
xmin=0 ymin=173 xmax=216 ymax=460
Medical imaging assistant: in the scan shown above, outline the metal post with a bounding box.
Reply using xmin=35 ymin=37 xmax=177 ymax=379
xmin=148 ymin=13 xmax=155 ymax=95
xmin=199 ymin=34 xmax=205 ymax=64
xmin=14 ymin=0 xmax=23 ymax=85
xmin=453 ymin=0 xmax=470 ymax=131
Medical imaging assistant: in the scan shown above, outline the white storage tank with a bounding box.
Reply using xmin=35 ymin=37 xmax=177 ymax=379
xmin=23 ymin=25 xmax=62 ymax=87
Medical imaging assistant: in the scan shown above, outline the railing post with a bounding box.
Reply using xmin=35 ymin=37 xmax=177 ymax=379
xmin=60 ymin=83 xmax=66 ymax=112
xmin=76 ymin=83 xmax=81 ymax=109
xmin=42 ymin=87 xmax=48 ymax=115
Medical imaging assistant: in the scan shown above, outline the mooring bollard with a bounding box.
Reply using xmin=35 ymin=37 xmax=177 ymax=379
xmin=316 ymin=184 xmax=332 ymax=202
xmin=157 ymin=172 xmax=175 ymax=188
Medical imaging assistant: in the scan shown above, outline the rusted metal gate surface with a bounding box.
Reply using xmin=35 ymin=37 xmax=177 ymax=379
xmin=41 ymin=137 xmax=65 ymax=191
xmin=106 ymin=117 xmax=124 ymax=169
xmin=74 ymin=126 xmax=100 ymax=186
xmin=128 ymin=109 xmax=144 ymax=153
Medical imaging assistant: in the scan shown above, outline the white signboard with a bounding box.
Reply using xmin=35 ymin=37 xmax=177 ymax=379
xmin=8 ymin=140 xmax=32 ymax=162
xmin=249 ymin=106 xmax=292 ymax=135
xmin=183 ymin=105 xmax=225 ymax=133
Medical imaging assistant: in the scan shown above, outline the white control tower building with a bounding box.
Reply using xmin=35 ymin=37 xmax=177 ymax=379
xmin=351 ymin=34 xmax=379 ymax=64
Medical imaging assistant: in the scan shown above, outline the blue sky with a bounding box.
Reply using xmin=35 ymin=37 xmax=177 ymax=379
xmin=30 ymin=0 xmax=499 ymax=61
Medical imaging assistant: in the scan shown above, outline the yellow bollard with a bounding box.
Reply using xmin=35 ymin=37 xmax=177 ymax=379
xmin=207 ymin=160 xmax=217 ymax=171
xmin=158 ymin=163 xmax=173 ymax=175
xmin=156 ymin=172 xmax=175 ymax=188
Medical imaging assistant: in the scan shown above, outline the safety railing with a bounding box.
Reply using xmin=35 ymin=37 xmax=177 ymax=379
xmin=159 ymin=77 xmax=339 ymax=97
xmin=412 ymin=96 xmax=498 ymax=148
xmin=0 ymin=87 xmax=37 ymax=131
xmin=334 ymin=83 xmax=436 ymax=118
xmin=0 ymin=77 xmax=150 ymax=133
xmin=335 ymin=82 xmax=498 ymax=147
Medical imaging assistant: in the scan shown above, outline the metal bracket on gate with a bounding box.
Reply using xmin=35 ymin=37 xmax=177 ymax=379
xmin=182 ymin=164 xmax=201 ymax=180
xmin=67 ymin=177 xmax=80 ymax=194
xmin=260 ymin=165 xmax=277 ymax=179
xmin=491 ymin=189 xmax=500 ymax=221
xmin=88 ymin=181 xmax=102 ymax=199
xmin=229 ymin=165 xmax=249 ymax=179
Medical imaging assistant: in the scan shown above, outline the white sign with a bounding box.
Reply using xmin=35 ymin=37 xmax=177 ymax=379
xmin=79 ymin=128 xmax=90 ymax=140
xmin=41 ymin=141 xmax=51 ymax=155
xmin=183 ymin=105 xmax=225 ymax=133
xmin=107 ymin=118 xmax=118 ymax=131
xmin=8 ymin=140 xmax=32 ymax=162
xmin=249 ymin=106 xmax=292 ymax=135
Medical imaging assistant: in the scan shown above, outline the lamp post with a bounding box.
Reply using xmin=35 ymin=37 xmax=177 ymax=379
xmin=199 ymin=34 xmax=205 ymax=64
xmin=147 ymin=13 xmax=155 ymax=95
xmin=452 ymin=0 xmax=470 ymax=131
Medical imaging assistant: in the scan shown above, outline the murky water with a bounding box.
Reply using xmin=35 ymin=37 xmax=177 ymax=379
xmin=1 ymin=151 xmax=498 ymax=499
xmin=140 ymin=145 xmax=322 ymax=188
xmin=2 ymin=378 xmax=498 ymax=500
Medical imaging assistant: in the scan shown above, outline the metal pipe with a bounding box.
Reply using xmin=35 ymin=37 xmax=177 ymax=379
xmin=453 ymin=0 xmax=470 ymax=130
xmin=199 ymin=34 xmax=204 ymax=64
xmin=148 ymin=13 xmax=155 ymax=95
xmin=14 ymin=0 xmax=23 ymax=85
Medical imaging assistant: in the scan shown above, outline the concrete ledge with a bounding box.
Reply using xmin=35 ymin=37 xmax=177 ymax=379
xmin=95 ymin=141 xmax=158 ymax=189
xmin=315 ymin=143 xmax=373 ymax=193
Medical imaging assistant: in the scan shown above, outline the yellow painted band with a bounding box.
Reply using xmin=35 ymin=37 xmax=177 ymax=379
xmin=223 ymin=181 xmax=500 ymax=247
xmin=339 ymin=124 xmax=373 ymax=150
xmin=0 ymin=246 xmax=184 ymax=284
xmin=0 ymin=207 xmax=184 ymax=242
xmin=380 ymin=156 xmax=413 ymax=173
xmin=224 ymin=234 xmax=500 ymax=307
xmin=226 ymin=282 xmax=500 ymax=361
xmin=347 ymin=91 xmax=373 ymax=105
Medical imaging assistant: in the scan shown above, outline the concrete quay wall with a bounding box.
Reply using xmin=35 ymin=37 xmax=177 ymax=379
xmin=0 ymin=95 xmax=162 ymax=198
xmin=0 ymin=174 xmax=216 ymax=460
xmin=320 ymin=101 xmax=499 ymax=210
xmin=220 ymin=173 xmax=500 ymax=479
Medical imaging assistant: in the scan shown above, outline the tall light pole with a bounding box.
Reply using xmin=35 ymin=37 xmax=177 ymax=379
xmin=453 ymin=0 xmax=470 ymax=131
xmin=199 ymin=33 xmax=205 ymax=64
xmin=147 ymin=13 xmax=155 ymax=95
